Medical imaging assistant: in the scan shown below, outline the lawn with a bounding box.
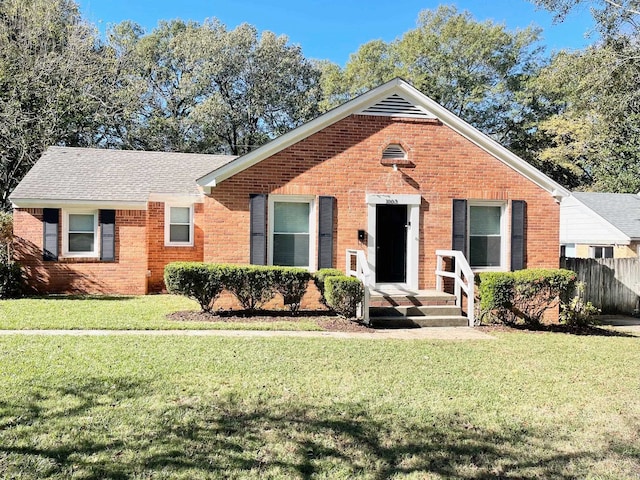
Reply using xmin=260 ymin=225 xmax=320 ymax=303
xmin=0 ymin=295 xmax=324 ymax=331
xmin=0 ymin=332 xmax=638 ymax=479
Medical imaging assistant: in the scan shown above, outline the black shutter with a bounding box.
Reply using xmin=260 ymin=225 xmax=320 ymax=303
xmin=511 ymin=200 xmax=526 ymax=271
xmin=100 ymin=209 xmax=116 ymax=262
xmin=318 ymin=196 xmax=335 ymax=269
xmin=42 ymin=208 xmax=59 ymax=261
xmin=452 ymin=199 xmax=468 ymax=257
xmin=249 ymin=194 xmax=267 ymax=265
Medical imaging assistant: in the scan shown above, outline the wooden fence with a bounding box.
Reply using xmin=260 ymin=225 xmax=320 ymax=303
xmin=561 ymin=257 xmax=640 ymax=314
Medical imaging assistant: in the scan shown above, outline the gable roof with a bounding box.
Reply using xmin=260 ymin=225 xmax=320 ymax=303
xmin=196 ymin=78 xmax=570 ymax=199
xmin=572 ymin=192 xmax=640 ymax=239
xmin=10 ymin=146 xmax=236 ymax=209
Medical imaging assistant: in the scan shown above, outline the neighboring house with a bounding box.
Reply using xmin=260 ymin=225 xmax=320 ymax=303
xmin=560 ymin=192 xmax=640 ymax=259
xmin=11 ymin=78 xmax=568 ymax=296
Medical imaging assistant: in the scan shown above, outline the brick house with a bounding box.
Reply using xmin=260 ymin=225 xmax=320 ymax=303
xmin=10 ymin=78 xmax=568 ymax=302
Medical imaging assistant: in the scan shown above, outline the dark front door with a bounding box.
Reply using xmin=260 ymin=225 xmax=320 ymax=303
xmin=376 ymin=204 xmax=407 ymax=283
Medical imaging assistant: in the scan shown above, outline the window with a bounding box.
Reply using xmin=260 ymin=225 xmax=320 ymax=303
xmin=469 ymin=204 xmax=504 ymax=268
xmin=269 ymin=196 xmax=314 ymax=269
xmin=63 ymin=210 xmax=98 ymax=257
xmin=561 ymin=243 xmax=576 ymax=258
xmin=165 ymin=205 xmax=193 ymax=246
xmin=591 ymin=246 xmax=613 ymax=259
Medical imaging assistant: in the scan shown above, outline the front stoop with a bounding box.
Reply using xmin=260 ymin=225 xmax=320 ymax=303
xmin=368 ymin=289 xmax=469 ymax=328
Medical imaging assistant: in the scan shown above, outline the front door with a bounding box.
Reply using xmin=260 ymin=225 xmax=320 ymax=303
xmin=375 ymin=204 xmax=408 ymax=283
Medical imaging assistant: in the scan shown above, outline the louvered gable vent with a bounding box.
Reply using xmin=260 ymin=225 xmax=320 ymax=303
xmin=360 ymin=93 xmax=435 ymax=119
xmin=382 ymin=144 xmax=406 ymax=160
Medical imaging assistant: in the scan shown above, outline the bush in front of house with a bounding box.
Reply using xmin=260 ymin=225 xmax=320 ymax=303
xmin=313 ymin=268 xmax=344 ymax=306
xmin=222 ymin=265 xmax=277 ymax=313
xmin=0 ymin=261 xmax=23 ymax=298
xmin=559 ymin=281 xmax=601 ymax=327
xmin=164 ymin=262 xmax=226 ymax=312
xmin=477 ymin=269 xmax=577 ymax=327
xmin=324 ymin=275 xmax=364 ymax=318
xmin=272 ymin=267 xmax=310 ymax=314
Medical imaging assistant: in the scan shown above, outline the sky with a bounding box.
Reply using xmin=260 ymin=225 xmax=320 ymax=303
xmin=76 ymin=0 xmax=597 ymax=66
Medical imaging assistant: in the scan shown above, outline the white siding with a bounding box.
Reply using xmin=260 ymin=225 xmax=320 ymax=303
xmin=560 ymin=195 xmax=630 ymax=245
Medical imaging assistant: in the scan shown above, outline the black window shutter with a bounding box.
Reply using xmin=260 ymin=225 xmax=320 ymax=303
xmin=452 ymin=199 xmax=468 ymax=257
xmin=249 ymin=194 xmax=267 ymax=265
xmin=318 ymin=196 xmax=335 ymax=269
xmin=511 ymin=200 xmax=526 ymax=271
xmin=42 ymin=208 xmax=59 ymax=261
xmin=100 ymin=209 xmax=116 ymax=262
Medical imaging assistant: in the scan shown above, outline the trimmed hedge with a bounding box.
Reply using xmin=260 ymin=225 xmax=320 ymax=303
xmin=272 ymin=267 xmax=311 ymax=314
xmin=476 ymin=268 xmax=577 ymax=327
xmin=164 ymin=262 xmax=226 ymax=312
xmin=324 ymin=275 xmax=364 ymax=318
xmin=313 ymin=268 xmax=344 ymax=306
xmin=164 ymin=263 xmax=311 ymax=314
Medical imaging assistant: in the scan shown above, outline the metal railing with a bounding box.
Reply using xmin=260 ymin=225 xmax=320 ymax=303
xmin=435 ymin=250 xmax=475 ymax=326
xmin=346 ymin=249 xmax=371 ymax=324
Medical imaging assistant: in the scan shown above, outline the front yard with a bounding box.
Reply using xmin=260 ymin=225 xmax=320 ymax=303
xmin=0 ymin=314 xmax=639 ymax=478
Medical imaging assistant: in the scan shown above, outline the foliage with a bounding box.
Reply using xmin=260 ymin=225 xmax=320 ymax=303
xmin=560 ymin=282 xmax=602 ymax=327
xmin=0 ymin=261 xmax=22 ymax=298
xmin=312 ymin=268 xmax=345 ymax=306
xmin=477 ymin=269 xmax=577 ymax=327
xmin=0 ymin=0 xmax=126 ymax=210
xmin=108 ymin=19 xmax=322 ymax=155
xmin=318 ymin=5 xmax=547 ymax=165
xmin=222 ymin=265 xmax=276 ymax=312
xmin=164 ymin=262 xmax=226 ymax=312
xmin=324 ymin=275 xmax=364 ymax=318
xmin=271 ymin=267 xmax=310 ymax=314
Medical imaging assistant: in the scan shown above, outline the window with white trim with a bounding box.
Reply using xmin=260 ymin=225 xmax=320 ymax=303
xmin=165 ymin=205 xmax=194 ymax=246
xmin=63 ymin=210 xmax=98 ymax=257
xmin=269 ymin=196 xmax=315 ymax=269
xmin=468 ymin=203 xmax=505 ymax=268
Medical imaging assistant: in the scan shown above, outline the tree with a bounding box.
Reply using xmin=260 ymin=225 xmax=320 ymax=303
xmin=0 ymin=0 xmax=122 ymax=209
xmin=319 ymin=5 xmax=547 ymax=160
xmin=110 ymin=19 xmax=322 ymax=155
xmin=530 ymin=0 xmax=640 ymax=192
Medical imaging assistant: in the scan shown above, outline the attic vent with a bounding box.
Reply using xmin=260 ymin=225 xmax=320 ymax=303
xmin=382 ymin=144 xmax=406 ymax=160
xmin=360 ymin=94 xmax=435 ymax=118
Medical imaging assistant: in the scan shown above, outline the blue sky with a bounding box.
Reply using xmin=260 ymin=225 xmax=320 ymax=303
xmin=77 ymin=0 xmax=596 ymax=65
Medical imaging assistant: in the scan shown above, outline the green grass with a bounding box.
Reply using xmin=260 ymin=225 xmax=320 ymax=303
xmin=0 ymin=295 xmax=322 ymax=331
xmin=0 ymin=333 xmax=638 ymax=478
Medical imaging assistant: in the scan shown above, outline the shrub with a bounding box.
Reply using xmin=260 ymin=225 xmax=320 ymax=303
xmin=560 ymin=282 xmax=601 ymax=327
xmin=477 ymin=269 xmax=577 ymax=327
xmin=164 ymin=262 xmax=226 ymax=312
xmin=0 ymin=261 xmax=22 ymax=298
xmin=324 ymin=275 xmax=364 ymax=318
xmin=225 ymin=265 xmax=276 ymax=313
xmin=272 ymin=267 xmax=310 ymax=314
xmin=313 ymin=268 xmax=344 ymax=305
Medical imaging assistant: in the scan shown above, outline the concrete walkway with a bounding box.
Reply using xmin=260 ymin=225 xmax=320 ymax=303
xmin=599 ymin=315 xmax=640 ymax=335
xmin=0 ymin=327 xmax=496 ymax=341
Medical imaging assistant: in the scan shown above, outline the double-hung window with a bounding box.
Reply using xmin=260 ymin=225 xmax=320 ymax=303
xmin=469 ymin=204 xmax=504 ymax=268
xmin=590 ymin=246 xmax=613 ymax=259
xmin=63 ymin=211 xmax=98 ymax=257
xmin=165 ymin=205 xmax=193 ymax=246
xmin=269 ymin=197 xmax=314 ymax=269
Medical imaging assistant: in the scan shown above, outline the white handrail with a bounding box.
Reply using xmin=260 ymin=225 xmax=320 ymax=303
xmin=346 ymin=249 xmax=371 ymax=324
xmin=435 ymin=249 xmax=475 ymax=326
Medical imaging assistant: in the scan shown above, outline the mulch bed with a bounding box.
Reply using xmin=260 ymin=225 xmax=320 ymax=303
xmin=166 ymin=310 xmax=372 ymax=332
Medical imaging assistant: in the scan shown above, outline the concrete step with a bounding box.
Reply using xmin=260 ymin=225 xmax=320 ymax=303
xmin=370 ymin=305 xmax=462 ymax=317
xmin=369 ymin=289 xmax=457 ymax=308
xmin=369 ymin=315 xmax=470 ymax=328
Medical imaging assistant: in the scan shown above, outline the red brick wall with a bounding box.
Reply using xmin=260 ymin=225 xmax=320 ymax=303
xmin=205 ymin=114 xmax=560 ymax=290
xmin=13 ymin=208 xmax=149 ymax=295
xmin=146 ymin=202 xmax=204 ymax=292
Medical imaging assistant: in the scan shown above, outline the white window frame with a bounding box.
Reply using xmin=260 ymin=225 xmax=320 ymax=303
xmin=268 ymin=195 xmax=316 ymax=271
xmin=164 ymin=204 xmax=194 ymax=247
xmin=62 ymin=209 xmax=99 ymax=258
xmin=589 ymin=245 xmax=613 ymax=259
xmin=468 ymin=201 xmax=507 ymax=271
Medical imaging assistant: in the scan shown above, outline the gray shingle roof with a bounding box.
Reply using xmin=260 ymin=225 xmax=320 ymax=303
xmin=573 ymin=192 xmax=640 ymax=239
xmin=10 ymin=146 xmax=236 ymax=204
